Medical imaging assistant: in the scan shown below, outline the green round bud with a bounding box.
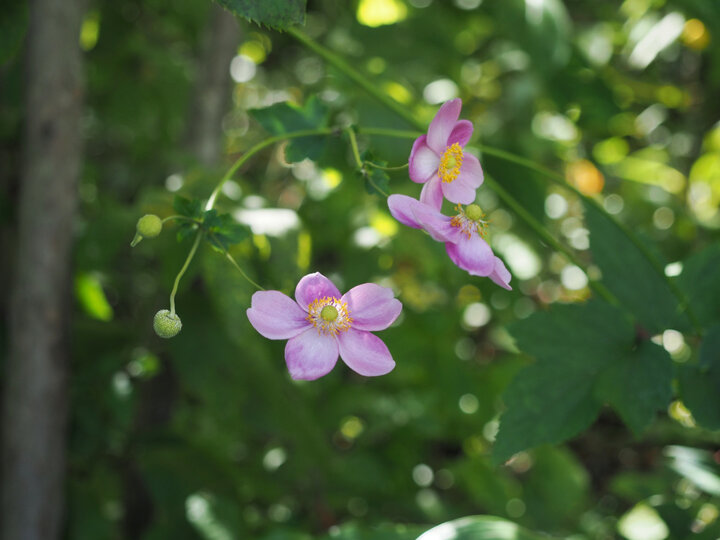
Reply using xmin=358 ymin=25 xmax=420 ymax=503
xmin=465 ymin=204 xmax=484 ymax=222
xmin=137 ymin=214 xmax=163 ymax=239
xmin=153 ymin=309 xmax=182 ymax=338
xmin=320 ymin=305 xmax=338 ymax=321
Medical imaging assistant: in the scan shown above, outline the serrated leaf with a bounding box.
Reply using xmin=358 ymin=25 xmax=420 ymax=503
xmin=417 ymin=515 xmax=549 ymax=540
xmin=249 ymin=96 xmax=328 ymax=162
xmin=678 ymin=323 xmax=720 ymax=430
xmin=202 ymin=210 xmax=251 ymax=252
xmin=176 ymin=222 xmax=199 ymax=243
xmin=584 ymin=200 xmax=687 ymax=333
xmin=173 ymin=195 xmax=203 ymax=218
xmin=595 ymin=341 xmax=673 ymax=434
xmin=215 ymin=0 xmax=306 ymax=30
xmin=677 ymin=243 xmax=720 ymax=326
xmin=494 ymin=300 xmax=672 ymax=463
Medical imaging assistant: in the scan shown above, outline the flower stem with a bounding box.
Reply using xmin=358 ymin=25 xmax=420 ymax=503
xmin=208 ymin=232 xmax=265 ymax=291
xmin=162 ymin=215 xmax=202 ymax=225
xmin=485 ymin=176 xmax=619 ymax=306
xmin=169 ymin=231 xmax=203 ymax=316
xmin=346 ymin=127 xmax=390 ymax=197
xmin=287 ymin=28 xmax=424 ymax=131
xmin=205 ymin=127 xmax=335 ymax=211
xmin=364 ymin=161 xmax=408 ymax=171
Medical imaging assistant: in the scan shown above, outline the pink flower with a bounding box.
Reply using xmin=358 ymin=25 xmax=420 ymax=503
xmin=246 ymin=273 xmax=402 ymax=380
xmin=388 ymin=194 xmax=512 ymax=290
xmin=409 ymin=98 xmax=484 ymax=210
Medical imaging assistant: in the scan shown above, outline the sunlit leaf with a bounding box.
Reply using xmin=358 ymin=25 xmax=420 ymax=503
xmin=215 ymin=0 xmax=306 ymax=30
xmin=417 ymin=515 xmax=549 ymax=540
xmin=75 ymin=273 xmax=113 ymax=322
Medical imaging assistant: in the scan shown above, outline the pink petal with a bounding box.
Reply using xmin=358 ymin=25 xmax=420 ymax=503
xmin=412 ymin=203 xmax=461 ymax=243
xmin=419 ymin=176 xmax=443 ymax=211
xmin=295 ymin=272 xmax=342 ymax=310
xmin=427 ymin=98 xmax=462 ymax=154
xmin=458 ymin=152 xmax=484 ymax=188
xmin=441 ymin=154 xmax=483 ymax=205
xmin=448 ymin=119 xmax=474 ymax=147
xmin=388 ymin=194 xmax=423 ymax=229
xmin=342 ymin=283 xmax=402 ymax=331
xmin=337 ymin=329 xmax=395 ymax=377
xmin=489 ymin=257 xmax=512 ymax=290
xmin=445 ymin=234 xmax=495 ymax=276
xmin=409 ymin=136 xmax=440 ymax=183
xmin=285 ymin=328 xmax=339 ymax=380
xmin=247 ymin=291 xmax=310 ymax=340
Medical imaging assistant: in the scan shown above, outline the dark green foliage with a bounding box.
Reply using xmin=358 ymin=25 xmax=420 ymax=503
xmin=494 ymin=301 xmax=673 ymax=463
xmin=678 ymin=323 xmax=720 ymax=429
xmin=677 ymin=243 xmax=720 ymax=326
xmin=250 ymin=97 xmax=329 ymax=162
xmin=584 ymin=201 xmax=687 ymax=333
xmin=215 ymin=0 xmax=306 ymax=30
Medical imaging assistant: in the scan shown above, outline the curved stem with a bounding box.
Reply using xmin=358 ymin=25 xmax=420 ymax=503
xmin=287 ymin=29 xmax=424 ymax=131
xmin=162 ymin=215 xmax=202 ymax=225
xmin=169 ymin=232 xmax=203 ymax=316
xmin=208 ymin=232 xmax=265 ymax=291
xmin=485 ymin=176 xmax=620 ymax=307
xmin=345 ymin=128 xmax=390 ymax=197
xmin=205 ymin=127 xmax=335 ymax=211
xmin=364 ymin=161 xmax=408 ymax=171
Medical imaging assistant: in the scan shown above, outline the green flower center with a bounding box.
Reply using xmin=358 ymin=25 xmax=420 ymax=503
xmin=465 ymin=204 xmax=483 ymax=221
xmin=320 ymin=305 xmax=339 ymax=321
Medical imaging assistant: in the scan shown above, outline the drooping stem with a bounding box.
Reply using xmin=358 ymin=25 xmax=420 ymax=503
xmin=485 ymin=176 xmax=620 ymax=307
xmin=205 ymin=127 xmax=335 ymax=211
xmin=287 ymin=28 xmax=424 ymax=130
xmin=222 ymin=247 xmax=265 ymax=292
xmin=345 ymin=127 xmax=390 ymax=197
xmin=169 ymin=232 xmax=203 ymax=316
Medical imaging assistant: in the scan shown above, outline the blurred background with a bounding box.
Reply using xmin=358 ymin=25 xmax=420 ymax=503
xmin=2 ymin=0 xmax=720 ymax=538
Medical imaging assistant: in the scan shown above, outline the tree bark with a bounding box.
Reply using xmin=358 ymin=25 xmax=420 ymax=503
xmin=184 ymin=3 xmax=240 ymax=166
xmin=2 ymin=0 xmax=85 ymax=537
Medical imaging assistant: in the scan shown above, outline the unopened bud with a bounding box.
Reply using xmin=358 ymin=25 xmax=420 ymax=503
xmin=132 ymin=215 xmax=163 ymax=246
xmin=153 ymin=309 xmax=182 ymax=338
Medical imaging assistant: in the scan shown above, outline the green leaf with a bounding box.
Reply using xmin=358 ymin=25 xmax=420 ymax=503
xmin=677 ymin=243 xmax=720 ymax=326
xmin=494 ymin=301 xmax=672 ymax=463
xmin=584 ymin=200 xmax=687 ymax=333
xmin=249 ymin=96 xmax=329 ymax=162
xmin=201 ymin=210 xmax=251 ymax=252
xmin=417 ymin=515 xmax=550 ymax=540
xmin=595 ymin=341 xmax=673 ymax=435
xmin=678 ymin=323 xmax=720 ymax=430
xmin=215 ymin=0 xmax=306 ymax=30
xmin=74 ymin=273 xmax=114 ymax=322
xmin=176 ymin=222 xmax=199 ymax=243
xmin=358 ymin=151 xmax=390 ymax=196
xmin=173 ymin=195 xmax=203 ymax=218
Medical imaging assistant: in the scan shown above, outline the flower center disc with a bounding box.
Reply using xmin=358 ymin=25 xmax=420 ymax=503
xmin=439 ymin=143 xmax=463 ymax=183
xmin=320 ymin=305 xmax=338 ymax=321
xmin=466 ymin=204 xmax=483 ymax=221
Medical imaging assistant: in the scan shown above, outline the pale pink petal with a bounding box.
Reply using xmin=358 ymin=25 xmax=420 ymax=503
xmin=457 ymin=152 xmax=484 ymax=188
xmin=412 ymin=203 xmax=462 ymax=243
xmin=448 ymin=119 xmax=473 ymax=147
xmin=440 ymin=175 xmax=477 ymax=205
xmin=337 ymin=329 xmax=395 ymax=377
xmin=489 ymin=257 xmax=512 ymax=290
xmin=247 ymin=291 xmax=310 ymax=340
xmin=427 ymin=99 xmax=462 ymax=154
xmin=445 ymin=234 xmax=495 ymax=276
xmin=409 ymin=136 xmax=440 ymax=183
xmin=342 ymin=284 xmax=402 ymax=331
xmin=285 ymin=328 xmax=339 ymax=380
xmin=419 ymin=176 xmax=443 ymax=211
xmin=295 ymin=272 xmax=342 ymax=310
xmin=388 ymin=194 xmax=423 ymax=229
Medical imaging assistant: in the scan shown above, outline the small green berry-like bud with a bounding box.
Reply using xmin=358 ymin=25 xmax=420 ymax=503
xmin=137 ymin=214 xmax=163 ymax=238
xmin=465 ymin=204 xmax=484 ymax=222
xmin=153 ymin=309 xmax=182 ymax=338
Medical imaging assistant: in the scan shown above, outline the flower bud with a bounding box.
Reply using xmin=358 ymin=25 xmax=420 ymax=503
xmin=153 ymin=309 xmax=182 ymax=338
xmin=137 ymin=214 xmax=162 ymax=238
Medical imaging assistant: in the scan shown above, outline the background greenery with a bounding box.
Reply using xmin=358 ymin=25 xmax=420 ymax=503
xmin=3 ymin=0 xmax=720 ymax=538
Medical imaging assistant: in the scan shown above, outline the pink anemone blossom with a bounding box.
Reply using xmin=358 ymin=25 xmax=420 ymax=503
xmin=388 ymin=194 xmax=512 ymax=290
xmin=246 ymin=272 xmax=402 ymax=380
xmin=409 ymin=98 xmax=484 ymax=210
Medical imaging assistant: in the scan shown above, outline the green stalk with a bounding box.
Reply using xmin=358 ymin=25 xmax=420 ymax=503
xmin=169 ymin=231 xmax=203 ymax=316
xmin=287 ymin=28 xmax=424 ymax=130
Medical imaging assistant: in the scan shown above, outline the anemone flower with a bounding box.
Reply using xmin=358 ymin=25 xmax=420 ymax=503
xmin=409 ymin=98 xmax=484 ymax=210
xmin=388 ymin=194 xmax=512 ymax=290
xmin=246 ymin=273 xmax=402 ymax=380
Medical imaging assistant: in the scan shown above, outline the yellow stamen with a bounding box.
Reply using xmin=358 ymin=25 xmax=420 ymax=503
xmin=438 ymin=143 xmax=463 ymax=183
xmin=307 ymin=296 xmax=352 ymax=336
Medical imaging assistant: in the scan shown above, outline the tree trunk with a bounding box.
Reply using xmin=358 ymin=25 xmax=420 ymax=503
xmin=2 ymin=0 xmax=85 ymax=537
xmin=184 ymin=3 xmax=240 ymax=166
